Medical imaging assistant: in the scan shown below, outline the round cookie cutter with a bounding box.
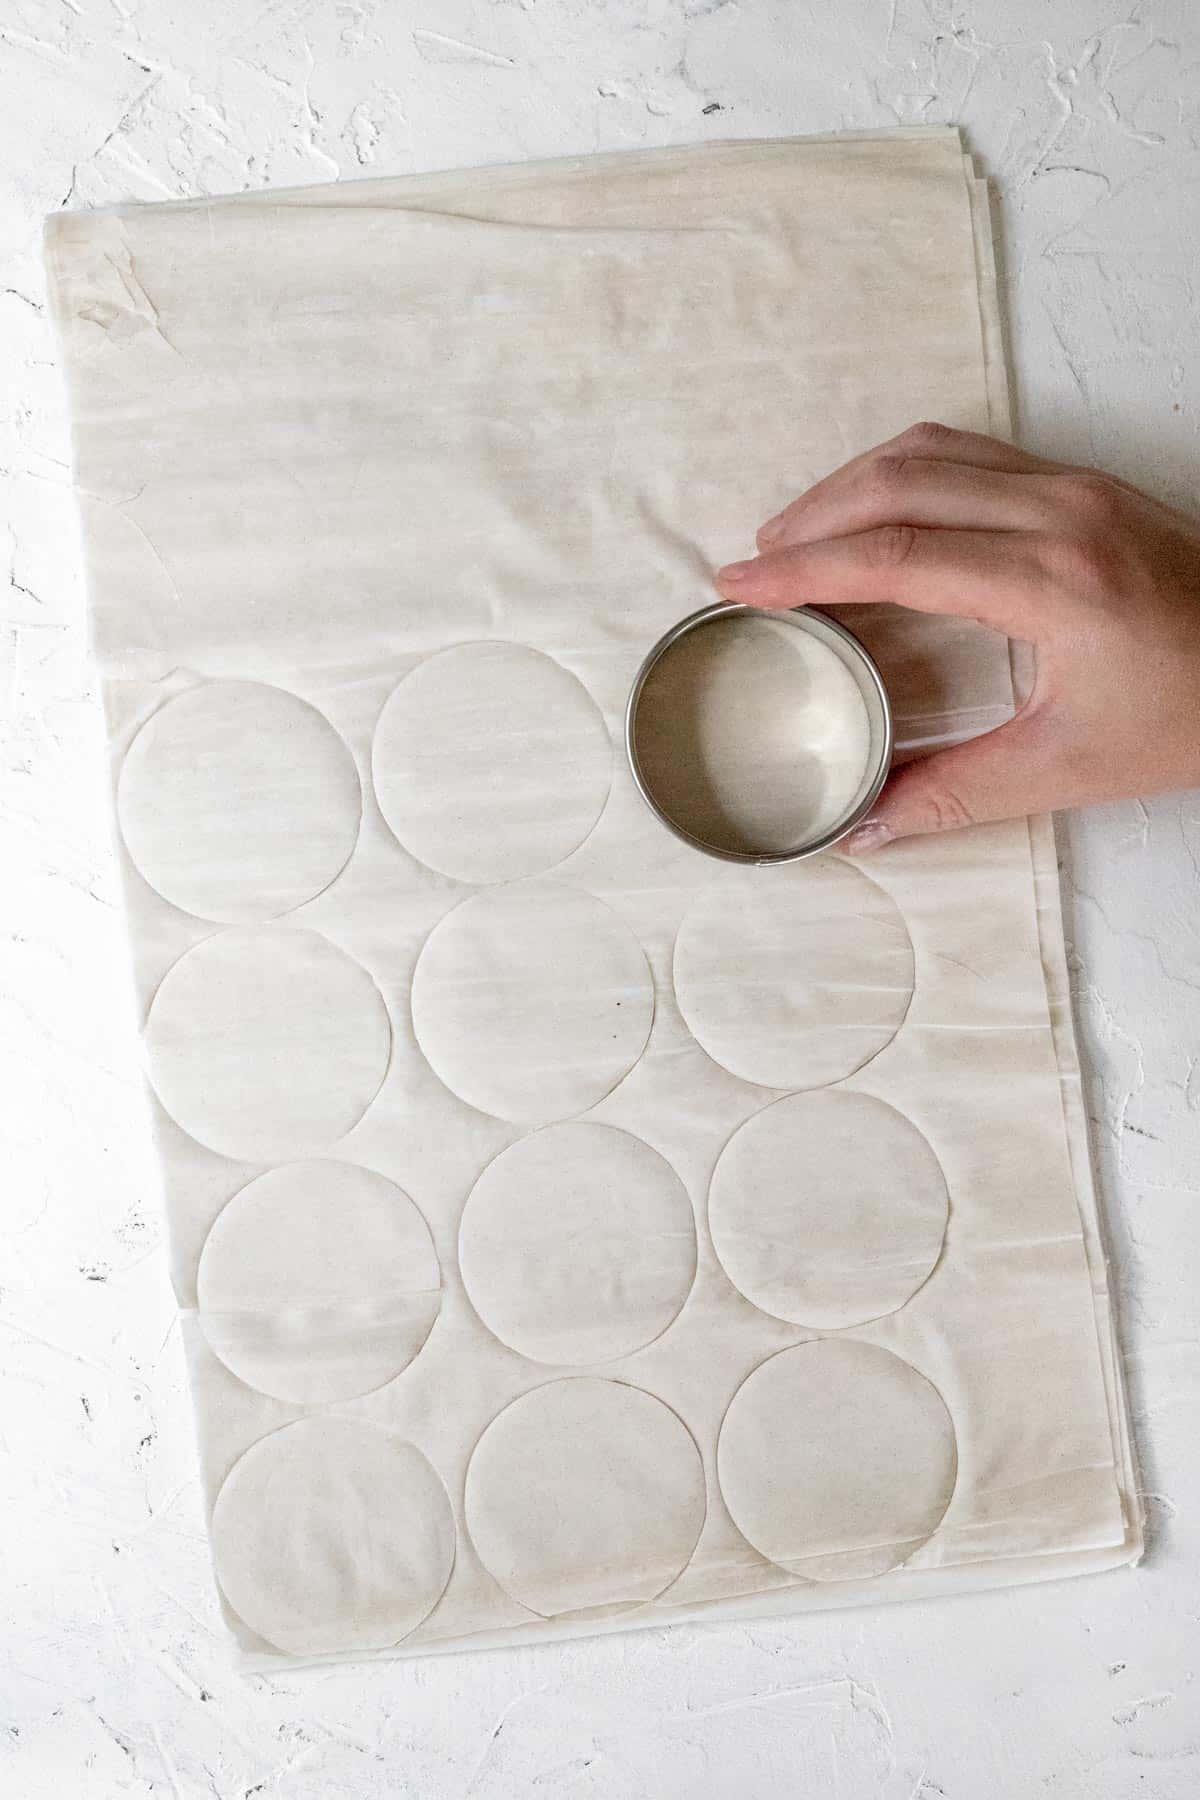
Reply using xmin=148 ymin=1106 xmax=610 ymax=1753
xmin=625 ymin=601 xmax=893 ymax=864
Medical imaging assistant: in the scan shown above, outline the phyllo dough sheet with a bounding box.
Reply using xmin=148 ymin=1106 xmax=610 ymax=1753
xmin=45 ymin=128 xmax=1140 ymax=1669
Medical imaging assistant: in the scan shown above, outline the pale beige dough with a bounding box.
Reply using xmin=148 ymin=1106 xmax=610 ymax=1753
xmin=465 ymin=1378 xmax=705 ymax=1617
xmin=372 ymin=642 xmax=611 ymax=882
xmin=718 ymin=1339 xmax=957 ymax=1582
xmin=145 ymin=926 xmax=391 ymax=1162
xmin=43 ymin=131 xmax=1140 ymax=1668
xmin=118 ymin=679 xmax=360 ymax=923
xmin=212 ymin=1417 xmax=455 ymax=1656
xmin=197 ymin=1160 xmax=441 ymax=1403
xmin=411 ymin=881 xmax=653 ymax=1123
xmin=673 ymin=858 xmax=914 ymax=1090
xmin=709 ymin=1091 xmax=948 ymax=1329
xmin=459 ymin=1123 xmax=696 ymax=1364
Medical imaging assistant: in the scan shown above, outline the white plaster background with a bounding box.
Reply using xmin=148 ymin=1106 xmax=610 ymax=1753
xmin=1 ymin=1 xmax=1197 ymax=1794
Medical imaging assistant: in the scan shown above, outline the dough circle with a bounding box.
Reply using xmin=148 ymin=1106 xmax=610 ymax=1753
xmin=372 ymin=642 xmax=611 ymax=882
xmin=460 ymin=1123 xmax=696 ymax=1364
xmin=718 ymin=1339 xmax=957 ymax=1582
xmin=674 ymin=858 xmax=913 ymax=1089
xmin=411 ymin=881 xmax=653 ymax=1122
xmin=465 ymin=1378 xmax=705 ymax=1617
xmin=212 ymin=1417 xmax=454 ymax=1656
xmin=709 ymin=1092 xmax=947 ymax=1329
xmin=118 ymin=679 xmax=360 ymax=923
xmin=198 ymin=1160 xmax=441 ymax=1403
xmin=145 ymin=926 xmax=391 ymax=1162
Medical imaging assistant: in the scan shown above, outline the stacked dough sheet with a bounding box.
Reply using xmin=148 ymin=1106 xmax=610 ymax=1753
xmin=46 ymin=128 xmax=1140 ymax=1668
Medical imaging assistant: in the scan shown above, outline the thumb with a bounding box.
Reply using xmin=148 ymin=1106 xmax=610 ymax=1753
xmin=842 ymin=708 xmax=1056 ymax=851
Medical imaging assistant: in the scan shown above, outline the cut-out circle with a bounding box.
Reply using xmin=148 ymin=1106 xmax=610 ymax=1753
xmin=372 ymin=642 xmax=611 ymax=883
xmin=460 ymin=1124 xmax=696 ymax=1364
xmin=145 ymin=927 xmax=391 ymax=1162
xmin=212 ymin=1417 xmax=454 ymax=1656
xmin=197 ymin=1160 xmax=441 ymax=1403
xmin=718 ymin=1339 xmax=956 ymax=1582
xmin=709 ymin=1092 xmax=947 ymax=1329
xmin=411 ymin=881 xmax=653 ymax=1123
xmin=674 ymin=857 xmax=913 ymax=1089
xmin=118 ymin=680 xmax=360 ymax=923
xmin=465 ymin=1378 xmax=705 ymax=1617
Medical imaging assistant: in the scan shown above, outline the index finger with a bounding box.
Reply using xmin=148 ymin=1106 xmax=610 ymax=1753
xmin=715 ymin=524 xmax=1048 ymax=635
xmin=757 ymin=421 xmax=1063 ymax=547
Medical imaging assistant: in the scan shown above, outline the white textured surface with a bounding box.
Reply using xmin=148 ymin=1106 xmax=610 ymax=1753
xmin=2 ymin=3 xmax=1196 ymax=1795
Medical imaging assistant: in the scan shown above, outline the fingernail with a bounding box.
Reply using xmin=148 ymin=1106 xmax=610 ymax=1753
xmin=843 ymin=819 xmax=891 ymax=856
xmin=758 ymin=514 xmax=785 ymax=543
xmin=716 ymin=560 xmax=751 ymax=584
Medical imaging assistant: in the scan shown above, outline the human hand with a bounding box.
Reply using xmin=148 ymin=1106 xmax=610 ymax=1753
xmin=714 ymin=421 xmax=1200 ymax=851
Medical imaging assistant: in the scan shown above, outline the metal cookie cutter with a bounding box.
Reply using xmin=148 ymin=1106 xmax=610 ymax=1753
xmin=625 ymin=601 xmax=893 ymax=864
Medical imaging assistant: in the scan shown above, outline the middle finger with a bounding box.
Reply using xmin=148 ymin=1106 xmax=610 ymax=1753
xmin=758 ymin=456 xmax=1062 ymax=549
